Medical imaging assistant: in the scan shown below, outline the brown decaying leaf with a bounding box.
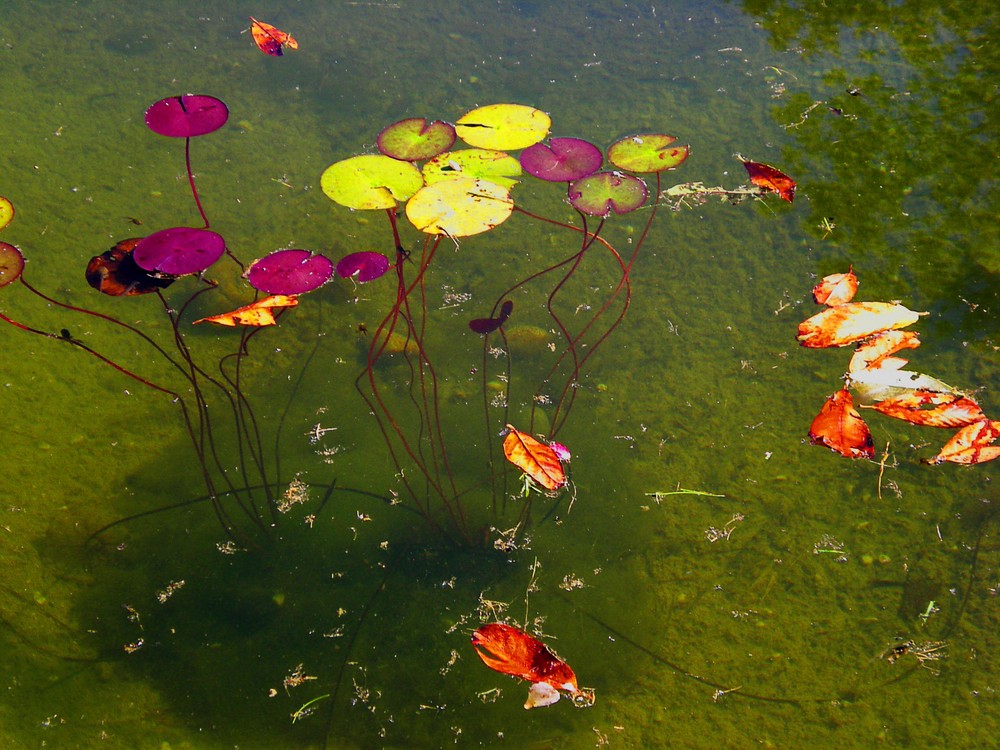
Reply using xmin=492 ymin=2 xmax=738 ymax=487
xmin=924 ymin=419 xmax=1000 ymax=465
xmin=471 ymin=623 xmax=579 ymax=696
xmin=193 ymin=294 xmax=299 ymax=327
xmin=797 ymin=302 xmax=925 ymax=348
xmin=502 ymin=424 xmax=567 ymax=491
xmin=812 ymin=268 xmax=858 ymax=306
xmin=848 ymin=330 xmax=921 ymax=373
xmin=809 ymin=388 xmax=874 ymax=459
xmin=869 ymin=390 xmax=985 ymax=429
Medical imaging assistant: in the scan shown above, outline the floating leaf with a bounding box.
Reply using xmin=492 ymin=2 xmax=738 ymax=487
xmin=607 ymin=134 xmax=689 ymax=173
xmin=502 ymin=424 xmax=567 ymax=491
xmin=797 ymin=302 xmax=925 ymax=348
xmin=742 ymin=159 xmax=796 ymax=203
xmin=808 ymin=389 xmax=874 ymax=459
xmin=455 ymin=104 xmax=550 ymax=150
xmin=0 ymin=196 xmax=13 ymax=231
xmin=132 ymin=227 xmax=226 ymax=276
xmin=193 ymin=295 xmax=298 ymax=327
xmin=812 ymin=268 xmax=858 ymax=306
xmin=868 ymin=391 xmax=985 ymax=429
xmin=423 ymin=149 xmax=522 ymax=190
xmin=320 ymin=155 xmax=424 ymax=211
xmin=377 ymin=118 xmax=456 ymax=162
xmin=145 ymin=95 xmax=229 ymax=138
xmin=848 ymin=367 xmax=960 ymax=404
xmin=0 ymin=241 xmax=25 ymax=288
xmin=568 ymin=171 xmax=647 ymax=216
xmin=86 ymin=238 xmax=175 ymax=296
xmin=848 ymin=330 xmax=921 ymax=373
xmin=469 ymin=300 xmax=513 ymax=334
xmin=520 ymin=137 xmax=603 ymax=182
xmin=246 ymin=249 xmax=334 ymax=295
xmin=924 ymin=419 xmax=1000 ymax=465
xmin=335 ymin=251 xmax=390 ymax=283
xmin=405 ymin=176 xmax=513 ymax=237
xmin=249 ymin=16 xmax=298 ymax=57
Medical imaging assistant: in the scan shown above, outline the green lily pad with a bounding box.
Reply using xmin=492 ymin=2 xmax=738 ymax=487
xmin=607 ymin=134 xmax=690 ymax=173
xmin=377 ymin=118 xmax=456 ymax=162
xmin=423 ymin=149 xmax=522 ymax=190
xmin=0 ymin=196 xmax=13 ymax=231
xmin=405 ymin=176 xmax=513 ymax=237
xmin=320 ymin=154 xmax=424 ymax=210
xmin=455 ymin=103 xmax=550 ymax=151
xmin=567 ymin=171 xmax=648 ymax=216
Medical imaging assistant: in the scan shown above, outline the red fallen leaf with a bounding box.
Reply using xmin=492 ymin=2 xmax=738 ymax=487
xmin=798 ymin=302 xmax=924 ymax=348
xmin=249 ymin=16 xmax=298 ymax=57
xmin=742 ymin=159 xmax=796 ymax=203
xmin=471 ymin=623 xmax=579 ymax=706
xmin=503 ymin=424 xmax=567 ymax=491
xmin=848 ymin=330 xmax=921 ymax=373
xmin=809 ymin=389 xmax=874 ymax=459
xmin=924 ymin=419 xmax=1000 ymax=465
xmin=868 ymin=390 xmax=985 ymax=429
xmin=193 ymin=294 xmax=298 ymax=326
xmin=812 ymin=268 xmax=858 ymax=306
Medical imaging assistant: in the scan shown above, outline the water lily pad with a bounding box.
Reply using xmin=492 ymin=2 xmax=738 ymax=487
xmin=0 ymin=241 xmax=24 ymax=288
xmin=520 ymin=138 xmax=603 ymax=182
xmin=133 ymin=227 xmax=226 ymax=276
xmin=568 ymin=172 xmax=648 ymax=216
xmin=455 ymin=104 xmax=550 ymax=151
xmin=321 ymin=155 xmax=424 ymax=211
xmin=145 ymin=95 xmax=229 ymax=138
xmin=246 ymin=249 xmax=334 ymax=295
xmin=377 ymin=118 xmax=456 ymax=162
xmin=0 ymin=196 xmax=14 ymax=231
xmin=335 ymin=251 xmax=390 ymax=283
xmin=423 ymin=149 xmax=522 ymax=190
xmin=607 ymin=134 xmax=689 ymax=173
xmin=405 ymin=176 xmax=513 ymax=237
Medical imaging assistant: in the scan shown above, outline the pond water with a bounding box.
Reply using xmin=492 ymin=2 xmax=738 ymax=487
xmin=1 ymin=1 xmax=997 ymax=748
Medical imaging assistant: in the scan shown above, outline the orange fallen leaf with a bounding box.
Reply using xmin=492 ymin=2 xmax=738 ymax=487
xmin=797 ymin=302 xmax=925 ymax=348
xmin=809 ymin=389 xmax=874 ymax=459
xmin=848 ymin=330 xmax=921 ymax=373
xmin=249 ymin=16 xmax=298 ymax=57
xmin=924 ymin=419 xmax=1000 ymax=465
xmin=502 ymin=424 xmax=567 ymax=491
xmin=812 ymin=268 xmax=858 ymax=306
xmin=868 ymin=390 xmax=985 ymax=429
xmin=193 ymin=294 xmax=298 ymax=326
xmin=742 ymin=159 xmax=796 ymax=203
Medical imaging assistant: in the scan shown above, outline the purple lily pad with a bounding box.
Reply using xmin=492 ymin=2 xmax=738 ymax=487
xmin=145 ymin=95 xmax=229 ymax=138
xmin=133 ymin=227 xmax=226 ymax=276
xmin=0 ymin=241 xmax=25 ymax=288
xmin=521 ymin=137 xmax=603 ymax=182
xmin=335 ymin=252 xmax=390 ymax=283
xmin=377 ymin=118 xmax=457 ymax=162
xmin=567 ymin=171 xmax=648 ymax=217
xmin=246 ymin=249 xmax=335 ymax=295
xmin=469 ymin=300 xmax=513 ymax=334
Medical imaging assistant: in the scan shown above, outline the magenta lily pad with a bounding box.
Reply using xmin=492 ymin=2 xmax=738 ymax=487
xmin=469 ymin=299 xmax=513 ymax=334
xmin=568 ymin=172 xmax=648 ymax=216
xmin=335 ymin=252 xmax=390 ymax=283
xmin=133 ymin=227 xmax=226 ymax=276
xmin=0 ymin=241 xmax=25 ymax=288
xmin=145 ymin=95 xmax=229 ymax=138
xmin=246 ymin=249 xmax=335 ymax=295
xmin=520 ymin=137 xmax=603 ymax=182
xmin=377 ymin=118 xmax=457 ymax=162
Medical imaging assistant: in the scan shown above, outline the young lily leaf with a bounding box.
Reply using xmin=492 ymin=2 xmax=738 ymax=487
xmin=455 ymin=103 xmax=550 ymax=150
xmin=0 ymin=196 xmax=14 ymax=231
xmin=405 ymin=176 xmax=513 ymax=237
xmin=607 ymin=134 xmax=689 ymax=173
xmin=423 ymin=149 xmax=522 ymax=190
xmin=0 ymin=241 xmax=25 ymax=288
xmin=377 ymin=118 xmax=456 ymax=162
xmin=567 ymin=171 xmax=647 ymax=216
xmin=245 ymin=249 xmax=334 ymax=295
xmin=320 ymin=155 xmax=424 ymax=210
xmin=145 ymin=95 xmax=229 ymax=138
xmin=335 ymin=251 xmax=390 ymax=283
xmin=520 ymin=137 xmax=603 ymax=182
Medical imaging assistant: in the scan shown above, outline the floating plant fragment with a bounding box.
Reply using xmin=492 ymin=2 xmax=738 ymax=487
xmin=455 ymin=104 xmax=551 ymax=150
xmin=320 ymin=155 xmax=424 ymax=211
xmin=812 ymin=268 xmax=858 ymax=306
xmin=520 ymin=137 xmax=603 ymax=182
xmin=0 ymin=195 xmax=13 ymax=231
xmin=867 ymin=391 xmax=985 ymax=429
xmin=568 ymin=171 xmax=647 ymax=216
xmin=423 ymin=149 xmax=522 ymax=190
xmin=808 ymin=388 xmax=874 ymax=459
xmin=145 ymin=94 xmax=229 ymax=138
xmin=193 ymin=295 xmax=298 ymax=327
xmin=848 ymin=330 xmax=921 ymax=373
xmin=377 ymin=118 xmax=456 ymax=162
xmin=335 ymin=251 xmax=390 ymax=283
xmin=607 ymin=134 xmax=689 ymax=173
xmin=249 ymin=16 xmax=298 ymax=57
xmin=797 ymin=302 xmax=925 ymax=348
xmin=405 ymin=177 xmax=513 ymax=237
xmin=741 ymin=159 xmax=796 ymax=203
xmin=502 ymin=424 xmax=567 ymax=491
xmin=86 ymin=238 xmax=175 ymax=296
xmin=924 ymin=419 xmax=1000 ymax=465
xmin=469 ymin=300 xmax=513 ymax=334
xmin=848 ymin=366 xmax=960 ymax=404
xmin=133 ymin=227 xmax=226 ymax=276
xmin=246 ymin=249 xmax=334 ymax=295
xmin=0 ymin=241 xmax=25 ymax=287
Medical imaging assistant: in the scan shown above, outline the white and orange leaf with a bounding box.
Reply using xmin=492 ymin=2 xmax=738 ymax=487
xmin=193 ymin=294 xmax=298 ymax=326
xmin=502 ymin=425 xmax=567 ymax=491
xmin=848 ymin=330 xmax=921 ymax=373
xmin=848 ymin=366 xmax=959 ymax=404
xmin=809 ymin=389 xmax=874 ymax=459
xmin=868 ymin=390 xmax=985 ymax=428
xmin=812 ymin=268 xmax=858 ymax=306
xmin=797 ymin=302 xmax=925 ymax=348
xmin=925 ymin=419 xmax=1000 ymax=465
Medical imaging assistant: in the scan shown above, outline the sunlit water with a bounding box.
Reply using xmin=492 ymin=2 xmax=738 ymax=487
xmin=1 ymin=1 xmax=996 ymax=748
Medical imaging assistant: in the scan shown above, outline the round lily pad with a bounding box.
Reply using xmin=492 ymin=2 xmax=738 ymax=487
xmin=246 ymin=249 xmax=334 ymax=295
xmin=377 ymin=118 xmax=456 ymax=162
xmin=320 ymin=154 xmax=424 ymax=211
xmin=133 ymin=227 xmax=226 ymax=276
xmin=520 ymin=137 xmax=603 ymax=182
xmin=335 ymin=251 xmax=390 ymax=283
xmin=607 ymin=134 xmax=689 ymax=173
xmin=568 ymin=172 xmax=648 ymax=216
xmin=455 ymin=104 xmax=551 ymax=151
xmin=0 ymin=241 xmax=25 ymax=288
xmin=145 ymin=95 xmax=229 ymax=138
xmin=405 ymin=176 xmax=513 ymax=237
xmin=0 ymin=195 xmax=14 ymax=231
xmin=423 ymin=149 xmax=522 ymax=190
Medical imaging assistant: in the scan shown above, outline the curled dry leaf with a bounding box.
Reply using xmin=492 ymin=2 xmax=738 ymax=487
xmin=797 ymin=302 xmax=925 ymax=348
xmin=502 ymin=424 xmax=567 ymax=491
xmin=848 ymin=330 xmax=921 ymax=373
xmin=193 ymin=295 xmax=298 ymax=327
xmin=809 ymin=388 xmax=874 ymax=459
xmin=924 ymin=419 xmax=1000 ymax=465
xmin=741 ymin=160 xmax=796 ymax=203
xmin=868 ymin=390 xmax=985 ymax=429
xmin=812 ymin=268 xmax=858 ymax=306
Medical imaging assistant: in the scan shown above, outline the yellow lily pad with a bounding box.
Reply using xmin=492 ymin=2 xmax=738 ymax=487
xmin=0 ymin=196 xmax=14 ymax=231
xmin=320 ymin=154 xmax=424 ymax=211
xmin=607 ymin=134 xmax=690 ymax=173
xmin=455 ymin=104 xmax=550 ymax=151
xmin=423 ymin=149 xmax=522 ymax=190
xmin=405 ymin=176 xmax=513 ymax=237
